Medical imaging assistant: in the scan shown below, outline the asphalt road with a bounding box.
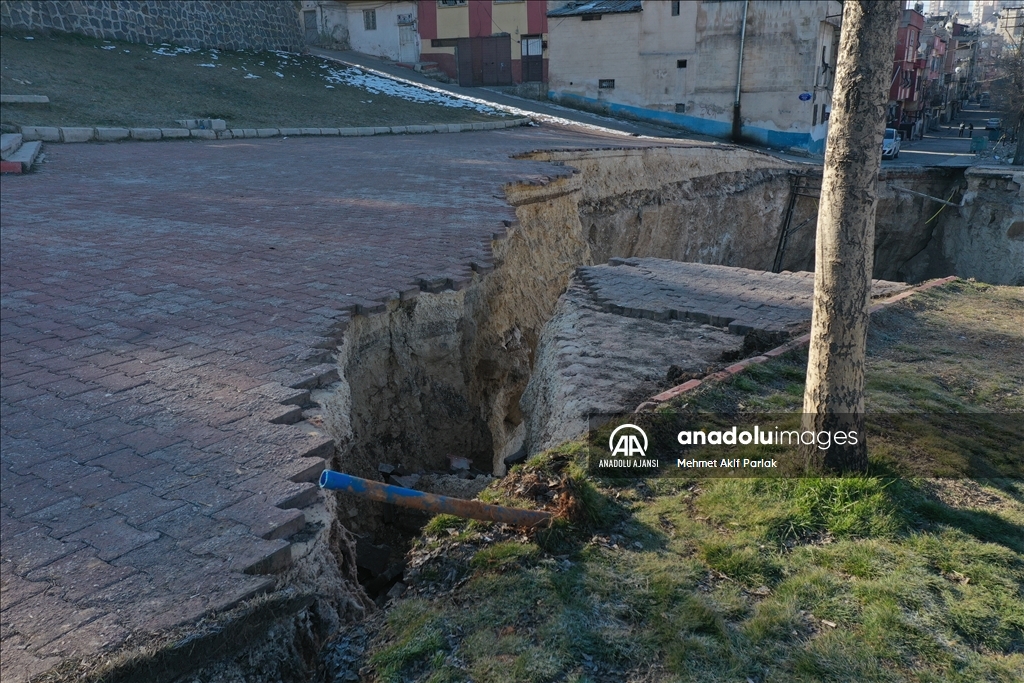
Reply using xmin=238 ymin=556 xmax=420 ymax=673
xmin=315 ymin=49 xmax=1013 ymax=169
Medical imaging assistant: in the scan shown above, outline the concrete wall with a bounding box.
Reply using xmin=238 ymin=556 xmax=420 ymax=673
xmin=548 ymin=0 xmax=842 ymax=154
xmin=321 ymin=1 xmax=418 ymax=62
xmin=0 ymin=0 xmax=304 ymax=51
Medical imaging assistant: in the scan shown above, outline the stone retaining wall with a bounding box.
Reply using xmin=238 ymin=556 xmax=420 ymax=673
xmin=1 ymin=0 xmax=304 ymax=51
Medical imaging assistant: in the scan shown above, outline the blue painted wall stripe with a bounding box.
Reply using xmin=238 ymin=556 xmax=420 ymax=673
xmin=550 ymin=91 xmax=823 ymax=155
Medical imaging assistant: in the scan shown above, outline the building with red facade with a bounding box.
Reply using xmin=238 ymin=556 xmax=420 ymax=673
xmin=417 ymin=0 xmax=548 ymax=86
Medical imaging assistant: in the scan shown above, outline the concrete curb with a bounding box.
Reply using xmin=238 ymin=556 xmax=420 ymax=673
xmin=641 ymin=275 xmax=960 ymax=408
xmin=17 ymin=118 xmax=534 ymax=143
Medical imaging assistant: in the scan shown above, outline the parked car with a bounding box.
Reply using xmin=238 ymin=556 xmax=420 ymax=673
xmin=882 ymin=128 xmax=901 ymax=159
xmin=986 ymin=118 xmax=1001 ymax=129
xmin=980 ymin=92 xmax=991 ymax=107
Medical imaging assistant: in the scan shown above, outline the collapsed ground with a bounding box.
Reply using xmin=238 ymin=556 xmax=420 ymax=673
xmin=0 ymin=30 xmax=505 ymax=129
xmin=329 ymin=281 xmax=1024 ymax=683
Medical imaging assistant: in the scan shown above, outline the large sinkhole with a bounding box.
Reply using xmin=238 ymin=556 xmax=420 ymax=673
xmin=307 ymin=150 xmax=1020 ymax=612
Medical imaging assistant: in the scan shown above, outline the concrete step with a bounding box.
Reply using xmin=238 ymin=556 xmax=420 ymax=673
xmin=1 ymin=133 xmax=23 ymax=160
xmin=0 ymin=94 xmax=49 ymax=104
xmin=1 ymin=139 xmax=41 ymax=173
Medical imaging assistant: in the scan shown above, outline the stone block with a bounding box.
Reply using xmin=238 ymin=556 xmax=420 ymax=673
xmin=471 ymin=122 xmax=486 ymax=131
xmin=338 ymin=128 xmax=359 ymax=136
xmin=190 ymin=129 xmax=216 ymax=139
xmin=447 ymin=123 xmax=463 ymax=133
xmin=1 ymin=94 xmax=49 ymax=104
xmin=216 ymin=130 xmax=234 ymax=139
xmin=299 ymin=127 xmax=320 ymax=136
xmin=160 ymin=128 xmax=191 ymax=139
xmin=372 ymin=126 xmax=390 ymax=135
xmin=319 ymin=128 xmax=340 ymax=135
xmin=229 ymin=129 xmax=247 ymax=138
xmin=356 ymin=127 xmax=375 ymax=135
xmin=389 ymin=126 xmax=408 ymax=134
xmin=210 ymin=119 xmax=227 ymax=131
xmin=130 ymin=128 xmax=161 ymax=141
xmin=278 ymin=128 xmax=301 ymax=136
xmin=21 ymin=126 xmax=61 ymax=142
xmin=59 ymin=127 xmax=94 ymax=143
xmin=94 ymin=128 xmax=129 ymax=141
xmin=256 ymin=128 xmax=279 ymax=138
xmin=431 ymin=124 xmax=447 ymax=133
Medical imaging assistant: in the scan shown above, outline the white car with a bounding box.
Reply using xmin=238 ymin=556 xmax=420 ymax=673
xmin=882 ymin=128 xmax=901 ymax=159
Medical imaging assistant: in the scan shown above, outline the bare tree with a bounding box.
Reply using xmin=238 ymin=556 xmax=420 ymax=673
xmin=802 ymin=1 xmax=902 ymax=473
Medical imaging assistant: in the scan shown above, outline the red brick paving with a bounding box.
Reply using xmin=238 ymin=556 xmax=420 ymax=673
xmin=0 ymin=126 xmax=644 ymax=680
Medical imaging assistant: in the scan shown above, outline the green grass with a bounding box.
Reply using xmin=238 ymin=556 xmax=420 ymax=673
xmin=0 ymin=29 xmax=504 ymax=129
xmin=359 ymin=282 xmax=1023 ymax=682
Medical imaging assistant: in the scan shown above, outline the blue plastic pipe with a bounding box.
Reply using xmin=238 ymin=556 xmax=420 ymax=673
xmin=319 ymin=470 xmax=552 ymax=527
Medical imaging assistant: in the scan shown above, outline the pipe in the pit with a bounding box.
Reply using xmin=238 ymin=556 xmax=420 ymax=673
xmin=319 ymin=470 xmax=553 ymax=527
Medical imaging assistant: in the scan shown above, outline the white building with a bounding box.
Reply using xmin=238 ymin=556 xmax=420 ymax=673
xmin=547 ymin=0 xmax=843 ymax=154
xmin=303 ymin=1 xmax=420 ymax=63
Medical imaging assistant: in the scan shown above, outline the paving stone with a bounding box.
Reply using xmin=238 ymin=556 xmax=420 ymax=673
xmin=188 ymin=527 xmax=291 ymax=574
xmin=129 ymin=128 xmax=161 ymax=141
xmin=24 ymin=549 xmax=135 ymax=603
xmin=0 ymin=566 xmax=48 ymax=611
xmin=3 ymin=592 xmax=101 ymax=648
xmin=65 ymin=516 xmax=159 ymax=562
xmin=2 ymin=524 xmax=83 ymax=576
xmin=213 ymin=498 xmax=305 ymax=540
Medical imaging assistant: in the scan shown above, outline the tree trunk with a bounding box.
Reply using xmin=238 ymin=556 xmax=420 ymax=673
xmin=802 ymin=1 xmax=901 ymax=473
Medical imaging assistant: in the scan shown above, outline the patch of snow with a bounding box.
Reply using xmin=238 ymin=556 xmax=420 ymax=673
xmin=100 ymin=45 xmax=116 ymax=50
xmin=152 ymin=45 xmax=199 ymax=56
xmin=197 ymin=63 xmax=217 ymax=68
xmin=274 ymin=71 xmax=284 ymax=78
xmin=244 ymin=73 xmax=261 ymax=79
xmin=319 ymin=64 xmax=498 ymax=113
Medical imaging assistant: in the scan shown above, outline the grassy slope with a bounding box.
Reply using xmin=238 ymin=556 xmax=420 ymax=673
xmin=0 ymin=30 xmax=501 ymax=128
xmin=355 ymin=281 xmax=1023 ymax=683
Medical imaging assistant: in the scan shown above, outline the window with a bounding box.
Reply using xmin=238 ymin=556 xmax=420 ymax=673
xmin=438 ymin=0 xmax=467 ymax=6
xmin=521 ymin=36 xmax=543 ymax=57
xmin=582 ymin=14 xmax=602 ymax=21
xmin=677 ymin=59 xmax=687 ymax=68
xmin=671 ymin=1 xmax=680 ymax=16
xmin=599 ymin=79 xmax=615 ymax=89
xmin=363 ymin=9 xmax=376 ymax=30
xmin=675 ymin=103 xmax=686 ymax=113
